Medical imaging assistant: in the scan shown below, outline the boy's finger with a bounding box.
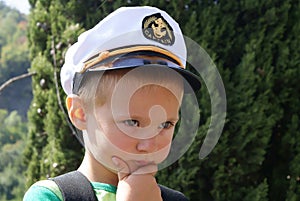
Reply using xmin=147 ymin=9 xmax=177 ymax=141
xmin=132 ymin=164 xmax=158 ymax=176
xmin=111 ymin=156 xmax=130 ymax=180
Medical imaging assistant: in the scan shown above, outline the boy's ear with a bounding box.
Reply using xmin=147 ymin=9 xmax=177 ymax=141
xmin=66 ymin=94 xmax=86 ymax=130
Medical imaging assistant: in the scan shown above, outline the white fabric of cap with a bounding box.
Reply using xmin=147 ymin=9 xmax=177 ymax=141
xmin=60 ymin=6 xmax=187 ymax=95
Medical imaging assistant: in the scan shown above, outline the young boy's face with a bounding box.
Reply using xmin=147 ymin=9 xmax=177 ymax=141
xmin=83 ymin=83 xmax=182 ymax=173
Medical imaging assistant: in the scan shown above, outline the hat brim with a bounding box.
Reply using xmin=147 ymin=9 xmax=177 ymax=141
xmin=168 ymin=65 xmax=201 ymax=93
xmin=75 ymin=64 xmax=201 ymax=94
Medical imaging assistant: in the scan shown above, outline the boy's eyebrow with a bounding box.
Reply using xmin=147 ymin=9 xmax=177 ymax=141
xmin=168 ymin=118 xmax=179 ymax=122
xmin=115 ymin=114 xmax=179 ymax=123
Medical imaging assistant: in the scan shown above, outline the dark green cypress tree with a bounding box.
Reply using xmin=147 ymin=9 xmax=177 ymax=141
xmin=24 ymin=0 xmax=85 ymax=187
xmin=263 ymin=0 xmax=300 ymax=200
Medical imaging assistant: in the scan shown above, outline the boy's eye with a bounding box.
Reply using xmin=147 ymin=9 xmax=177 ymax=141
xmin=158 ymin=121 xmax=174 ymax=129
xmin=123 ymin=119 xmax=139 ymax=127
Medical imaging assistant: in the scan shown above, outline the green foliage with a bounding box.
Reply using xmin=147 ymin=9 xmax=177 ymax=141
xmin=24 ymin=0 xmax=86 ymax=187
xmin=0 ymin=3 xmax=31 ymax=200
xmin=0 ymin=109 xmax=27 ymax=200
xmin=0 ymin=2 xmax=31 ymax=118
xmin=0 ymin=2 xmax=25 ymax=46
xmin=0 ymin=110 xmax=25 ymax=146
xmin=23 ymin=55 xmax=54 ymax=185
xmin=0 ymin=3 xmax=28 ymax=76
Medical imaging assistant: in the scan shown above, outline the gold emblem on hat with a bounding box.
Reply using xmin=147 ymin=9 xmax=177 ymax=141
xmin=142 ymin=13 xmax=175 ymax=45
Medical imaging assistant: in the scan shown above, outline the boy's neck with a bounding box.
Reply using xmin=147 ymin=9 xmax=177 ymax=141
xmin=77 ymin=150 xmax=118 ymax=187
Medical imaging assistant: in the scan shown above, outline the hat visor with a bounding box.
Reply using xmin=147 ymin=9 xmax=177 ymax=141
xmin=86 ymin=64 xmax=201 ymax=93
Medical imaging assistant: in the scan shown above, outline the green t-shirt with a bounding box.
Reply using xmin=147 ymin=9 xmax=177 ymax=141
xmin=23 ymin=180 xmax=117 ymax=201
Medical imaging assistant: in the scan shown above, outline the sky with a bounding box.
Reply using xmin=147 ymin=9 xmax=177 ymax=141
xmin=1 ymin=0 xmax=30 ymax=14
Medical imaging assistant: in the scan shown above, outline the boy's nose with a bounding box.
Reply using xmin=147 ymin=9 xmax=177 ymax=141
xmin=136 ymin=137 xmax=158 ymax=153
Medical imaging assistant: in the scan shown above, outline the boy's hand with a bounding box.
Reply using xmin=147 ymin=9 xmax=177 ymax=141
xmin=112 ymin=156 xmax=163 ymax=201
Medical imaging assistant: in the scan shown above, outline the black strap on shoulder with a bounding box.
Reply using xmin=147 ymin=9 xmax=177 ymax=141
xmin=50 ymin=171 xmax=98 ymax=201
xmin=159 ymin=185 xmax=189 ymax=201
xmin=50 ymin=170 xmax=188 ymax=201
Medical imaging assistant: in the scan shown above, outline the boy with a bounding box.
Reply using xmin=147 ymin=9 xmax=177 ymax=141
xmin=24 ymin=6 xmax=201 ymax=201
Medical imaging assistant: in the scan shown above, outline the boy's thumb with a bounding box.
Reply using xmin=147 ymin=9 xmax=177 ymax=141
xmin=111 ymin=156 xmax=130 ymax=180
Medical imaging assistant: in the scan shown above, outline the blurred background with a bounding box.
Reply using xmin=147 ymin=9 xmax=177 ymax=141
xmin=0 ymin=0 xmax=299 ymax=200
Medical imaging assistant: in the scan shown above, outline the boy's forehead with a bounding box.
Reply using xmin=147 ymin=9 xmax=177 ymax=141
xmin=100 ymin=84 xmax=181 ymax=119
xmin=109 ymin=67 xmax=183 ymax=92
xmin=107 ymin=77 xmax=183 ymax=108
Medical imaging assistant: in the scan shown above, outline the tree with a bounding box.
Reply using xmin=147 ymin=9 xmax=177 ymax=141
xmin=0 ymin=3 xmax=32 ymax=200
xmin=0 ymin=2 xmax=31 ymax=119
xmin=0 ymin=109 xmax=27 ymax=200
xmin=24 ymin=0 xmax=100 ymax=187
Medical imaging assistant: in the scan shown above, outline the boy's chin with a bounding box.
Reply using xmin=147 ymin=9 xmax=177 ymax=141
xmin=105 ymin=159 xmax=162 ymax=175
xmin=127 ymin=160 xmax=158 ymax=174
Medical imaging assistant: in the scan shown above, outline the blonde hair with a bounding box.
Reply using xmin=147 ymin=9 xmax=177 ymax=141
xmin=78 ymin=67 xmax=184 ymax=110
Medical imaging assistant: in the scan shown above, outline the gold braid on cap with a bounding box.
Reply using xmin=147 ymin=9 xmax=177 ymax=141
xmin=81 ymin=45 xmax=184 ymax=73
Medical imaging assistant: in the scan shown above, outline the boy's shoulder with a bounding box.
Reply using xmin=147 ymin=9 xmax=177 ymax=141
xmin=51 ymin=171 xmax=116 ymax=201
xmin=159 ymin=185 xmax=189 ymax=201
xmin=23 ymin=180 xmax=63 ymax=201
xmin=23 ymin=176 xmax=117 ymax=201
